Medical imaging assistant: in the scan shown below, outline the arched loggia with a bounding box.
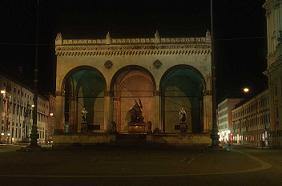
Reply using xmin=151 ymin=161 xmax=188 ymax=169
xmin=62 ymin=66 xmax=106 ymax=132
xmin=160 ymin=65 xmax=206 ymax=133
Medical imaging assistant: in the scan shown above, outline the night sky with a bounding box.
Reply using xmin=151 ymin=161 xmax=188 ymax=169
xmin=0 ymin=0 xmax=267 ymax=102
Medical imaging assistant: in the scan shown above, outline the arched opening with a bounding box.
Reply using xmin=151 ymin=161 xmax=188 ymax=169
xmin=111 ymin=66 xmax=156 ymax=133
xmin=63 ymin=66 xmax=106 ymax=133
xmin=160 ymin=65 xmax=205 ymax=133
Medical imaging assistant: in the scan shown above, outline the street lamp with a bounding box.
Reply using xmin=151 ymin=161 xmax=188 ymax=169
xmin=242 ymin=87 xmax=250 ymax=94
xmin=7 ymin=132 xmax=11 ymax=144
xmin=28 ymin=0 xmax=40 ymax=149
xmin=0 ymin=132 xmax=4 ymax=143
xmin=210 ymin=0 xmax=219 ymax=147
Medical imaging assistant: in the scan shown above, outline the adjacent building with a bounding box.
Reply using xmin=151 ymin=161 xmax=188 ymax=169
xmin=0 ymin=73 xmax=55 ymax=144
xmin=231 ymin=90 xmax=270 ymax=147
xmin=217 ymin=98 xmax=242 ymax=143
xmin=264 ymin=0 xmax=282 ymax=147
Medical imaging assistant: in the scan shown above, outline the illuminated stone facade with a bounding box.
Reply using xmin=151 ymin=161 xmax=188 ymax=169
xmin=232 ymin=90 xmax=270 ymax=147
xmin=264 ymin=0 xmax=282 ymax=147
xmin=217 ymin=98 xmax=242 ymax=143
xmin=0 ymin=74 xmax=54 ymax=144
xmin=55 ymin=31 xmax=213 ymax=139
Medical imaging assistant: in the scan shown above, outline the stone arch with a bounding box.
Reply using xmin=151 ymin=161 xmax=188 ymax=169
xmin=160 ymin=64 xmax=206 ymax=133
xmin=62 ymin=66 xmax=107 ymax=132
xmin=110 ymin=65 xmax=157 ymax=132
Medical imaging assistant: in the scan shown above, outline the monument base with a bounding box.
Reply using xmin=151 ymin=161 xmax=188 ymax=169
xmin=175 ymin=122 xmax=188 ymax=133
xmin=128 ymin=123 xmax=145 ymax=133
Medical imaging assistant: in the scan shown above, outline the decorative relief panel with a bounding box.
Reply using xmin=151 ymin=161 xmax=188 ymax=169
xmin=153 ymin=60 xmax=162 ymax=69
xmin=104 ymin=60 xmax=113 ymax=69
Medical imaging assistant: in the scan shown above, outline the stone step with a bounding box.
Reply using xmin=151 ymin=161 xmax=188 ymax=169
xmin=116 ymin=133 xmax=146 ymax=139
xmin=115 ymin=134 xmax=147 ymax=146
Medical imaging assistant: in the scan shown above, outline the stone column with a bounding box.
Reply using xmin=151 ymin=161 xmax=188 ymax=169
xmin=203 ymin=91 xmax=212 ymax=133
xmin=154 ymin=90 xmax=161 ymax=131
xmin=55 ymin=91 xmax=64 ymax=134
xmin=103 ymin=91 xmax=112 ymax=132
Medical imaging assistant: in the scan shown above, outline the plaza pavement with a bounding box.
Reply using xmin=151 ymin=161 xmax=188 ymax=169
xmin=0 ymin=144 xmax=281 ymax=186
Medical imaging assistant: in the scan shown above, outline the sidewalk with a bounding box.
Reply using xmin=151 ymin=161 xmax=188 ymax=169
xmin=231 ymin=143 xmax=271 ymax=150
xmin=0 ymin=144 xmax=23 ymax=152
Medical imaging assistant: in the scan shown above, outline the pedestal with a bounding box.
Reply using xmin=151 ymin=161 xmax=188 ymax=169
xmin=128 ymin=122 xmax=145 ymax=133
xmin=179 ymin=122 xmax=188 ymax=133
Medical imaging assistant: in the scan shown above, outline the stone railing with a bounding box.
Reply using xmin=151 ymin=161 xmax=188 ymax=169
xmin=58 ymin=37 xmax=209 ymax=45
xmin=55 ymin=32 xmax=211 ymax=56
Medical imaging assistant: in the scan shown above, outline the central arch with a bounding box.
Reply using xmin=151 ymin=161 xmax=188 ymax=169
xmin=110 ymin=66 xmax=156 ymax=133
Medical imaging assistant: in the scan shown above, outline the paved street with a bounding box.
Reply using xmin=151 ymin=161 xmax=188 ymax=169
xmin=0 ymin=144 xmax=281 ymax=186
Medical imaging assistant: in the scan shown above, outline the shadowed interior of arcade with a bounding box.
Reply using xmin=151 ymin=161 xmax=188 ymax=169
xmin=63 ymin=67 xmax=106 ymax=133
xmin=160 ymin=65 xmax=205 ymax=134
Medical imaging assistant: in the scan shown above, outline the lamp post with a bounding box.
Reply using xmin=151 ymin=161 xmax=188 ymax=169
xmin=0 ymin=132 xmax=4 ymax=144
xmin=29 ymin=0 xmax=40 ymax=148
xmin=210 ymin=0 xmax=219 ymax=147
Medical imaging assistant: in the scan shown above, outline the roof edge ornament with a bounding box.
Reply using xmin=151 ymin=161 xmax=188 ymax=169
xmin=154 ymin=30 xmax=161 ymax=43
xmin=106 ymin=31 xmax=111 ymax=44
xmin=206 ymin=30 xmax=211 ymax=42
xmin=55 ymin=32 xmax=63 ymax=46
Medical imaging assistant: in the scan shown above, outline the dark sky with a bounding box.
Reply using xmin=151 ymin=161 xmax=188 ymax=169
xmin=0 ymin=0 xmax=267 ymax=102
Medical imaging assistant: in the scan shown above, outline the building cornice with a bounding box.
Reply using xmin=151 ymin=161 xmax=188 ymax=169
xmin=55 ymin=32 xmax=211 ymax=57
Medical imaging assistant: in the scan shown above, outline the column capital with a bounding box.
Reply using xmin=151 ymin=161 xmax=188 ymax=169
xmin=203 ymin=90 xmax=212 ymax=96
xmin=154 ymin=90 xmax=160 ymax=96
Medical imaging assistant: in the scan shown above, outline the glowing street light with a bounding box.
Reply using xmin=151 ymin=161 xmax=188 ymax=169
xmin=242 ymin=87 xmax=250 ymax=94
xmin=49 ymin=112 xmax=54 ymax=117
xmin=0 ymin=90 xmax=5 ymax=94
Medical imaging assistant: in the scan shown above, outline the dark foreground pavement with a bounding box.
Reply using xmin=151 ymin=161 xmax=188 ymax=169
xmin=0 ymin=144 xmax=282 ymax=186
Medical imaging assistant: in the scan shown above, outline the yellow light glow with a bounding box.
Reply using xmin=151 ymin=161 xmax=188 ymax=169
xmin=243 ymin=87 xmax=250 ymax=93
xmin=0 ymin=90 xmax=5 ymax=94
xmin=49 ymin=112 xmax=54 ymax=117
xmin=31 ymin=104 xmax=35 ymax=108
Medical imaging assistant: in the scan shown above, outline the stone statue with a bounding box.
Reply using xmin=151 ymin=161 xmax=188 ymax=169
xmin=129 ymin=99 xmax=144 ymax=124
xmin=81 ymin=107 xmax=88 ymax=122
xmin=178 ymin=107 xmax=188 ymax=133
xmin=179 ymin=107 xmax=187 ymax=123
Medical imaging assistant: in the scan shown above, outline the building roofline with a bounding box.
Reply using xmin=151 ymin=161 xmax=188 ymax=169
xmin=232 ymin=89 xmax=269 ymax=110
xmin=0 ymin=68 xmax=50 ymax=101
